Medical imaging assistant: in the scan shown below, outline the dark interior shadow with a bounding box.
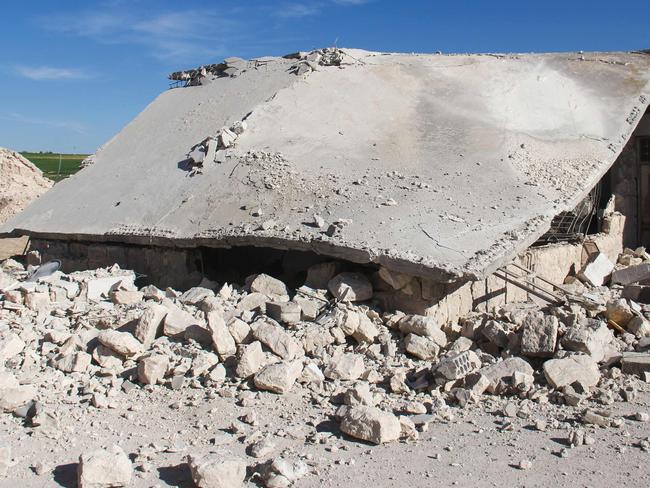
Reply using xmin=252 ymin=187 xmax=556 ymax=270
xmin=53 ymin=462 xmax=78 ymax=488
xmin=158 ymin=463 xmax=194 ymax=488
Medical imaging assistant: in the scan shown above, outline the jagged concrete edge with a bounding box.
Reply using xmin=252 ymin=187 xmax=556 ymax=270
xmin=468 ymin=86 xmax=650 ymax=281
xmin=6 ymin=85 xmax=649 ymax=285
xmin=4 ymin=52 xmax=650 ymax=285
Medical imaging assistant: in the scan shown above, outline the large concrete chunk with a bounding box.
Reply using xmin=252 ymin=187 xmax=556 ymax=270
xmin=5 ymin=51 xmax=649 ymax=281
xmin=520 ymin=313 xmax=558 ymax=358
xmin=561 ymin=320 xmax=613 ymax=363
xmin=479 ymin=357 xmax=534 ymax=394
xmin=134 ymin=304 xmax=168 ymax=345
xmin=78 ymin=445 xmax=132 ymax=488
xmin=252 ymin=318 xmax=301 ymax=360
xmin=621 ymin=352 xmax=650 ymax=376
xmin=578 ymin=254 xmax=614 ymax=286
xmin=340 ymin=406 xmax=401 ymax=444
xmin=187 ymin=455 xmax=246 ymax=488
xmin=253 ymin=361 xmax=302 ymax=394
xmin=543 ymin=355 xmax=600 ymax=389
xmin=611 ymin=263 xmax=650 ymax=285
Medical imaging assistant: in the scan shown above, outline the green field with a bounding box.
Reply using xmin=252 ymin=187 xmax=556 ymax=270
xmin=20 ymin=152 xmax=89 ymax=182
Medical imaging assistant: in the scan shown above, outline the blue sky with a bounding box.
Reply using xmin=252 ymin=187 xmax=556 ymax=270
xmin=1 ymin=0 xmax=648 ymax=154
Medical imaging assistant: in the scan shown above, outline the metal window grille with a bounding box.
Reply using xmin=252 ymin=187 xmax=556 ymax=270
xmin=534 ymin=182 xmax=601 ymax=245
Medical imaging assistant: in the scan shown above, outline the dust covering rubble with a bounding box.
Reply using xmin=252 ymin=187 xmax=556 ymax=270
xmin=1 ymin=243 xmax=650 ymax=486
xmin=0 ymin=148 xmax=52 ymax=225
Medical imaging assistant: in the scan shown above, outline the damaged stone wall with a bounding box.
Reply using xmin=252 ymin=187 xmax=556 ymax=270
xmin=30 ymin=239 xmax=203 ymax=290
xmin=29 ymin=211 xmax=625 ymax=326
xmin=610 ymin=108 xmax=650 ymax=247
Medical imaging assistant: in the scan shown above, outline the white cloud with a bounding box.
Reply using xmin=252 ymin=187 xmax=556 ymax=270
xmin=274 ymin=2 xmax=323 ymax=18
xmin=39 ymin=7 xmax=239 ymax=64
xmin=0 ymin=112 xmax=86 ymax=134
xmin=14 ymin=66 xmax=89 ymax=81
xmin=333 ymin=0 xmax=371 ymax=5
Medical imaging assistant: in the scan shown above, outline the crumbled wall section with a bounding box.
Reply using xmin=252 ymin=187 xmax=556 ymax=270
xmin=29 ymin=213 xmax=626 ymax=323
xmin=30 ymin=239 xmax=202 ymax=290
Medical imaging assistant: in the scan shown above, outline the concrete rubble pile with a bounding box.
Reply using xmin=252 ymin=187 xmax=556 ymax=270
xmin=0 ymin=148 xmax=52 ymax=225
xmin=2 ymin=245 xmax=650 ymax=485
xmin=284 ymin=48 xmax=347 ymax=76
xmin=186 ymin=120 xmax=248 ymax=173
xmin=169 ymin=57 xmax=251 ymax=87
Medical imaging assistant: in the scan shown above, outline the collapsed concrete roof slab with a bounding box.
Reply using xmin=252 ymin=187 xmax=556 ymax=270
xmin=3 ymin=50 xmax=650 ymax=282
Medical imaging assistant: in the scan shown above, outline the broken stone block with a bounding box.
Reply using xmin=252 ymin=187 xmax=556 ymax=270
xmin=328 ymin=272 xmax=373 ymax=302
xmin=218 ymin=127 xmax=238 ymax=149
xmin=138 ymin=354 xmax=169 ymax=385
xmin=250 ymin=274 xmax=289 ymax=299
xmin=78 ymin=445 xmax=132 ymax=488
xmin=110 ymin=290 xmax=143 ymax=305
xmin=253 ymin=361 xmax=302 ymax=394
xmin=294 ymin=287 xmax=325 ymax=321
xmin=190 ymin=350 xmax=220 ymax=377
xmin=134 ymin=304 xmax=167 ymax=346
xmin=0 ymin=332 xmax=25 ymax=363
xmin=301 ymin=325 xmax=334 ymax=354
xmin=480 ymin=320 xmax=509 ymax=348
xmin=622 ymin=284 xmax=650 ymax=303
xmin=621 ymin=352 xmax=650 ymax=376
xmin=353 ymin=313 xmax=379 ymax=343
xmin=187 ymin=455 xmax=246 ymax=488
xmin=92 ymin=344 xmax=123 ymax=371
xmin=305 ymin=262 xmax=341 ymax=289
xmin=340 ymin=406 xmax=401 ymax=444
xmin=611 ymin=263 xmax=650 ymax=285
xmin=179 ymin=286 xmax=214 ymax=306
xmin=627 ymin=316 xmax=650 ymax=338
xmin=344 ymin=382 xmax=377 ymax=407
xmin=543 ymin=355 xmax=600 ymax=389
xmin=377 ymin=267 xmax=413 ymax=290
xmin=252 ymin=318 xmax=301 ymax=360
xmin=398 ymin=315 xmax=447 ymax=347
xmin=582 ymin=409 xmax=610 ymax=427
xmin=237 ymin=292 xmax=268 ymax=312
xmin=84 ymin=274 xmax=136 ymax=301
xmin=51 ymin=351 xmax=92 ymax=373
xmin=520 ymin=313 xmax=558 ymax=358
xmin=227 ymin=317 xmax=251 ymax=344
xmin=235 ymin=341 xmax=265 ymax=378
xmin=300 ymin=362 xmax=325 ymax=387
xmin=97 ymin=330 xmax=143 ymax=358
xmin=578 ymin=253 xmax=614 ymax=286
xmin=404 ymin=333 xmax=439 ymax=360
xmin=0 ymin=384 xmax=36 ymax=412
xmin=207 ymin=311 xmax=237 ymax=358
xmin=266 ymin=301 xmax=301 ymax=325
xmin=24 ymin=291 xmax=50 ymax=311
xmin=562 ymin=320 xmax=613 ymax=362
xmin=163 ymin=303 xmax=200 ymax=337
xmin=479 ymin=357 xmax=534 ymax=394
xmin=324 ymin=353 xmax=364 ymax=380
xmin=604 ymin=299 xmax=634 ymax=326
xmin=434 ymin=350 xmax=481 ymax=381
xmin=266 ymin=458 xmax=308 ymax=487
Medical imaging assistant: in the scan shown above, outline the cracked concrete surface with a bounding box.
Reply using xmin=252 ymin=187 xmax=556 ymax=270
xmin=2 ymin=49 xmax=650 ymax=282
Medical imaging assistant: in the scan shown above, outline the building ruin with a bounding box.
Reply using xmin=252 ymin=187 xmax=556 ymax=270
xmin=2 ymin=48 xmax=650 ymax=323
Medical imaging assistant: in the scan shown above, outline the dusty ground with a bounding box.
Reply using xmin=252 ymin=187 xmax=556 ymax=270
xmin=1 ymin=379 xmax=649 ymax=487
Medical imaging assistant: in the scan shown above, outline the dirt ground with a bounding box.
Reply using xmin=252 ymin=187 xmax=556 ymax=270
xmin=1 ymin=379 xmax=649 ymax=487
